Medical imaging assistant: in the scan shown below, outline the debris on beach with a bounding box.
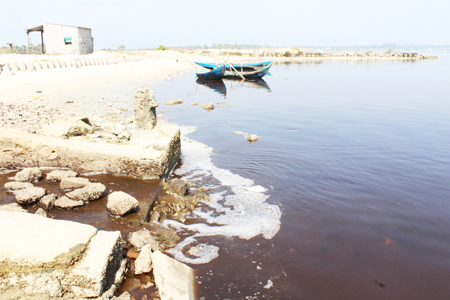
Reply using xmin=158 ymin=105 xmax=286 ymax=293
xmin=201 ymin=103 xmax=214 ymax=111
xmin=247 ymin=134 xmax=260 ymax=143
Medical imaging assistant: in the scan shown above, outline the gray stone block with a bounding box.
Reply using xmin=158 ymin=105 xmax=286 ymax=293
xmin=17 ymin=62 xmax=27 ymax=71
xmin=40 ymin=61 xmax=49 ymax=69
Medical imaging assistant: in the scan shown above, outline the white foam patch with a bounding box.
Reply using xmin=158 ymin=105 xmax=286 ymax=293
xmin=167 ymin=236 xmax=219 ymax=264
xmin=163 ymin=124 xmax=281 ymax=264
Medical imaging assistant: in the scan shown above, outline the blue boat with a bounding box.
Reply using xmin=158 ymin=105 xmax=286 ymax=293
xmin=195 ymin=64 xmax=226 ymax=80
xmin=223 ymin=63 xmax=272 ymax=79
xmin=195 ymin=61 xmax=272 ymax=71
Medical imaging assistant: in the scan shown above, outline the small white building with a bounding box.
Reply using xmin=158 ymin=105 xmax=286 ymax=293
xmin=27 ymin=22 xmax=93 ymax=55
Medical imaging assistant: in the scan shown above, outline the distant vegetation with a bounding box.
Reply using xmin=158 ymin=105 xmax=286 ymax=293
xmin=156 ymin=45 xmax=166 ymax=51
xmin=0 ymin=44 xmax=44 ymax=54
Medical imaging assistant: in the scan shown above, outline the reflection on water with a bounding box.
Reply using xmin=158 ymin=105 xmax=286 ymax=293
xmin=195 ymin=78 xmax=271 ymax=97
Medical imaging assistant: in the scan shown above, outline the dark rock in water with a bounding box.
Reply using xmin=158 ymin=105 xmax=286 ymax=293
xmin=142 ymin=222 xmax=180 ymax=250
xmin=168 ymin=179 xmax=189 ymax=196
xmin=134 ymin=87 xmax=158 ymax=130
xmin=16 ymin=187 xmax=46 ymax=204
xmin=14 ymin=167 xmax=43 ymax=182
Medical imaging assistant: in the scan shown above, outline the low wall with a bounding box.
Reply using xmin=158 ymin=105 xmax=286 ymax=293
xmin=0 ymin=51 xmax=184 ymax=74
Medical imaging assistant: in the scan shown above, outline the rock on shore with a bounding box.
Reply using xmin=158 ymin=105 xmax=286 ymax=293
xmin=107 ymin=191 xmax=139 ymax=216
xmin=65 ymin=183 xmax=106 ymax=202
xmin=14 ymin=167 xmax=43 ymax=182
xmin=15 ymin=187 xmax=46 ymax=204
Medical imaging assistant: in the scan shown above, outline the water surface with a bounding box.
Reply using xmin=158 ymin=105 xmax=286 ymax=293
xmin=152 ymin=54 xmax=450 ymax=299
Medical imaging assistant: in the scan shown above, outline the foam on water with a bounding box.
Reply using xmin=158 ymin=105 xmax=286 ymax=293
xmin=164 ymin=124 xmax=281 ymax=264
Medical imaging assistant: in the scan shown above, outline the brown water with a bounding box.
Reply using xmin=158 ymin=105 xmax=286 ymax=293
xmin=2 ymin=54 xmax=450 ymax=300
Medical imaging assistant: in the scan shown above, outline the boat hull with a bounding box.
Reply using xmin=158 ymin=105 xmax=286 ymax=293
xmin=196 ymin=64 xmax=226 ymax=80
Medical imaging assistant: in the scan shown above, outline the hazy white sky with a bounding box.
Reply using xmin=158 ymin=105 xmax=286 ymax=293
xmin=1 ymin=0 xmax=449 ymax=49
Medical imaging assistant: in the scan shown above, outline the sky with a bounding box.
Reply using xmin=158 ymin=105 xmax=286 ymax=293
xmin=1 ymin=0 xmax=449 ymax=49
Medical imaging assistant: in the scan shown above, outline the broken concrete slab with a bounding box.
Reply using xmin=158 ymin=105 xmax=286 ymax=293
xmin=40 ymin=118 xmax=93 ymax=139
xmin=0 ymin=211 xmax=125 ymax=299
xmin=39 ymin=193 xmax=56 ymax=210
xmin=4 ymin=181 xmax=34 ymax=190
xmin=65 ymin=230 xmax=123 ymax=297
xmin=151 ymin=250 xmax=195 ymax=300
xmin=0 ymin=211 xmax=97 ymax=268
xmin=0 ymin=127 xmax=181 ymax=179
xmin=0 ymin=203 xmax=26 ymax=213
xmin=46 ymin=169 xmax=78 ymax=182
xmin=60 ymin=177 xmax=90 ymax=190
xmin=15 ymin=186 xmax=46 ymax=204
xmin=134 ymin=244 xmax=153 ymax=275
xmin=66 ymin=182 xmax=106 ymax=201
xmin=54 ymin=196 xmax=84 ymax=209
xmin=14 ymin=167 xmax=43 ymax=182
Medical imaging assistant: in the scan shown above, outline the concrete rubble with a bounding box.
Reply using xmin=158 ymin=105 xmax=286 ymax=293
xmin=46 ymin=170 xmax=78 ymax=182
xmin=65 ymin=182 xmax=106 ymax=202
xmin=4 ymin=181 xmax=34 ymax=190
xmin=14 ymin=167 xmax=43 ymax=182
xmin=15 ymin=186 xmax=46 ymax=204
xmin=0 ymin=125 xmax=181 ymax=179
xmin=0 ymin=211 xmax=125 ymax=299
xmin=152 ymin=250 xmax=194 ymax=300
xmin=60 ymin=177 xmax=91 ymax=190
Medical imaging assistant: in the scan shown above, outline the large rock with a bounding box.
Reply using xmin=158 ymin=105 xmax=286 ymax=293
xmin=54 ymin=196 xmax=84 ymax=209
xmin=4 ymin=181 xmax=34 ymax=190
xmin=14 ymin=167 xmax=43 ymax=182
xmin=0 ymin=128 xmax=181 ymax=179
xmin=151 ymin=250 xmax=194 ymax=300
xmin=134 ymin=244 xmax=153 ymax=275
xmin=0 ymin=203 xmax=27 ymax=212
xmin=60 ymin=177 xmax=91 ymax=190
xmin=128 ymin=229 xmax=160 ymax=251
xmin=143 ymin=223 xmax=180 ymax=250
xmin=0 ymin=212 xmax=125 ymax=299
xmin=40 ymin=118 xmax=93 ymax=139
xmin=168 ymin=179 xmax=189 ymax=196
xmin=66 ymin=183 xmax=106 ymax=202
xmin=15 ymin=187 xmax=46 ymax=204
xmin=134 ymin=87 xmax=159 ymax=130
xmin=39 ymin=194 xmax=56 ymax=210
xmin=46 ymin=169 xmax=78 ymax=182
xmin=107 ymin=191 xmax=139 ymax=216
